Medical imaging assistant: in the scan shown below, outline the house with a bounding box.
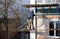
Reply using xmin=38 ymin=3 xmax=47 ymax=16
xmin=24 ymin=0 xmax=60 ymax=39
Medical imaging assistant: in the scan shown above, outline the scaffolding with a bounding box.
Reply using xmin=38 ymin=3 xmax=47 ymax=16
xmin=23 ymin=3 xmax=60 ymax=39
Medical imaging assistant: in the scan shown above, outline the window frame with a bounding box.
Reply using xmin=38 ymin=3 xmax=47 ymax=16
xmin=49 ymin=21 xmax=60 ymax=36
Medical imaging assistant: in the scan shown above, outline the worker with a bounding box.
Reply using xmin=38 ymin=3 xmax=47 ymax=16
xmin=28 ymin=10 xmax=35 ymax=29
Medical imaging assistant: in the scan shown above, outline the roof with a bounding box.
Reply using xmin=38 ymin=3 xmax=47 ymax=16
xmin=23 ymin=4 xmax=58 ymax=8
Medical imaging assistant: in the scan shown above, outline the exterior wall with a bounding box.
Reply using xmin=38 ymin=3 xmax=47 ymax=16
xmin=30 ymin=0 xmax=60 ymax=39
xmin=37 ymin=16 xmax=48 ymax=36
xmin=36 ymin=15 xmax=60 ymax=39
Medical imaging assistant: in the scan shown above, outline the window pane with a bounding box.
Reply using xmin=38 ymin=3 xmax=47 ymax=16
xmin=50 ymin=8 xmax=56 ymax=13
xmin=49 ymin=30 xmax=54 ymax=36
xmin=58 ymin=0 xmax=60 ymax=3
xmin=44 ymin=7 xmax=49 ymax=12
xmin=37 ymin=7 xmax=42 ymax=13
xmin=50 ymin=0 xmax=55 ymax=4
xmin=56 ymin=21 xmax=60 ymax=28
xmin=37 ymin=0 xmax=43 ymax=3
xmin=58 ymin=8 xmax=60 ymax=14
xmin=45 ymin=0 xmax=50 ymax=3
xmin=56 ymin=30 xmax=60 ymax=36
xmin=49 ymin=22 xmax=54 ymax=29
xmin=56 ymin=21 xmax=60 ymax=36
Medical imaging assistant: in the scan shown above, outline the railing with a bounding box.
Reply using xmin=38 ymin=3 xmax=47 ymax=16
xmin=17 ymin=21 xmax=28 ymax=31
xmin=17 ymin=19 xmax=35 ymax=31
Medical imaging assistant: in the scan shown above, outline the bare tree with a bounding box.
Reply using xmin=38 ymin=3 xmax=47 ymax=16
xmin=0 ymin=0 xmax=23 ymax=30
xmin=0 ymin=0 xmax=22 ymax=39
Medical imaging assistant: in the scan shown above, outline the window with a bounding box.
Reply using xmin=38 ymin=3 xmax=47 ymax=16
xmin=49 ymin=22 xmax=54 ymax=36
xmin=37 ymin=0 xmax=59 ymax=4
xmin=45 ymin=0 xmax=56 ymax=4
xmin=49 ymin=30 xmax=54 ymax=36
xmin=56 ymin=30 xmax=60 ymax=36
xmin=56 ymin=21 xmax=60 ymax=36
xmin=45 ymin=0 xmax=50 ymax=4
xmin=58 ymin=8 xmax=60 ymax=14
xmin=37 ymin=0 xmax=43 ymax=3
xmin=36 ymin=7 xmax=59 ymax=13
xmin=43 ymin=7 xmax=49 ymax=13
xmin=50 ymin=0 xmax=55 ymax=4
xmin=57 ymin=0 xmax=60 ymax=3
xmin=49 ymin=21 xmax=60 ymax=36
xmin=50 ymin=8 xmax=56 ymax=13
xmin=49 ymin=22 xmax=54 ymax=29
xmin=56 ymin=0 xmax=58 ymax=3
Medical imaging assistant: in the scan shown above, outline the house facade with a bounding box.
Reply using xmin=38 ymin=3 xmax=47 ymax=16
xmin=29 ymin=0 xmax=60 ymax=39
